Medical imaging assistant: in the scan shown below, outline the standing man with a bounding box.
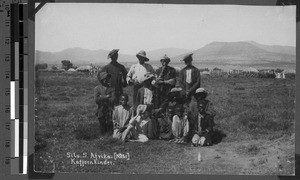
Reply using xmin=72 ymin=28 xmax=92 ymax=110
xmin=178 ymin=53 xmax=201 ymax=110
xmin=100 ymin=49 xmax=128 ymax=106
xmin=155 ymin=54 xmax=176 ymax=107
xmin=127 ymin=50 xmax=155 ymax=110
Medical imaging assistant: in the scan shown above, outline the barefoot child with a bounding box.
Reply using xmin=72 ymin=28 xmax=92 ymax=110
xmin=94 ymin=72 xmax=114 ymax=134
xmin=112 ymin=94 xmax=134 ymax=140
xmin=170 ymin=105 xmax=189 ymax=144
xmin=192 ymin=88 xmax=216 ymax=146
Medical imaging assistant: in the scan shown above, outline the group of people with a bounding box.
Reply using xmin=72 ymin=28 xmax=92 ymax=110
xmin=94 ymin=49 xmax=216 ymax=146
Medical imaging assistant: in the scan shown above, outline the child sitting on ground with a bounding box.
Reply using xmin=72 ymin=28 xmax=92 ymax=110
xmin=121 ymin=104 xmax=155 ymax=142
xmin=192 ymin=88 xmax=216 ymax=146
xmin=170 ymin=105 xmax=190 ymax=144
xmin=156 ymin=106 xmax=173 ymax=140
xmin=112 ymin=94 xmax=134 ymax=140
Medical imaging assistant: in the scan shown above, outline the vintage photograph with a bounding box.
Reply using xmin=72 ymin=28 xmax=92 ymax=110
xmin=34 ymin=3 xmax=296 ymax=174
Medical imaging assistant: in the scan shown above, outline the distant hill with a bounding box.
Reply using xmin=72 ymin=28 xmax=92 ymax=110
xmin=146 ymin=48 xmax=192 ymax=61
xmin=35 ymin=48 xmax=135 ymax=66
xmin=35 ymin=47 xmax=192 ymax=66
xmin=35 ymin=41 xmax=295 ymax=68
xmin=171 ymin=41 xmax=295 ymax=65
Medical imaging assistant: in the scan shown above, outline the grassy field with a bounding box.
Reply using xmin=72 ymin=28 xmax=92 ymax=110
xmin=34 ymin=71 xmax=295 ymax=175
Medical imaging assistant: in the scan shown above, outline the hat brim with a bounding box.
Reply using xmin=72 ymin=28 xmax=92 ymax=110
xmin=136 ymin=54 xmax=149 ymax=61
xmin=143 ymin=76 xmax=155 ymax=82
xmin=195 ymin=91 xmax=208 ymax=96
xmin=107 ymin=49 xmax=119 ymax=59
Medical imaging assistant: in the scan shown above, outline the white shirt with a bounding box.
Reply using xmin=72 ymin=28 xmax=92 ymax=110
xmin=143 ymin=88 xmax=153 ymax=104
xmin=186 ymin=69 xmax=192 ymax=83
xmin=127 ymin=63 xmax=155 ymax=83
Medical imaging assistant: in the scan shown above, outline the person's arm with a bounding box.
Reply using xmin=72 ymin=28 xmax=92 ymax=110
xmin=94 ymin=86 xmax=109 ymax=105
xmin=146 ymin=120 xmax=152 ymax=139
xmin=112 ymin=108 xmax=119 ymax=129
xmin=183 ymin=116 xmax=189 ymax=137
xmin=203 ymin=115 xmax=214 ymax=134
xmin=122 ymin=66 xmax=128 ymax=87
xmin=126 ymin=65 xmax=135 ymax=84
xmin=147 ymin=64 xmax=155 ymax=74
xmin=163 ymin=68 xmax=176 ymax=85
xmin=206 ymin=101 xmax=216 ymax=117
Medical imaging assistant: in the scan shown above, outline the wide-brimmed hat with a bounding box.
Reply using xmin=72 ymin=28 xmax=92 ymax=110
xmin=181 ymin=53 xmax=193 ymax=62
xmin=170 ymin=87 xmax=182 ymax=93
xmin=136 ymin=104 xmax=148 ymax=114
xmin=195 ymin=88 xmax=208 ymax=97
xmin=143 ymin=73 xmax=155 ymax=82
xmin=136 ymin=50 xmax=149 ymax=61
xmin=107 ymin=49 xmax=119 ymax=59
xmin=160 ymin=54 xmax=170 ymax=63
xmin=97 ymin=71 xmax=111 ymax=82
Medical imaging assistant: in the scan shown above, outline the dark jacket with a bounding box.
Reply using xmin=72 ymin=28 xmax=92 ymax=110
xmin=178 ymin=65 xmax=201 ymax=97
xmin=100 ymin=62 xmax=128 ymax=94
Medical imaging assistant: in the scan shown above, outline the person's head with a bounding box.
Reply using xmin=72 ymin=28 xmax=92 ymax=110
xmin=143 ymin=73 xmax=155 ymax=86
xmin=120 ymin=93 xmax=129 ymax=106
xmin=97 ymin=72 xmax=111 ymax=87
xmin=181 ymin=53 xmax=193 ymax=66
xmin=166 ymin=107 xmax=174 ymax=117
xmin=174 ymin=105 xmax=184 ymax=118
xmin=137 ymin=104 xmax=151 ymax=119
xmin=160 ymin=54 xmax=170 ymax=67
xmin=169 ymin=88 xmax=182 ymax=101
xmin=136 ymin=50 xmax=149 ymax=64
xmin=107 ymin=49 xmax=119 ymax=62
xmin=195 ymin=88 xmax=208 ymax=101
xmin=197 ymin=100 xmax=207 ymax=115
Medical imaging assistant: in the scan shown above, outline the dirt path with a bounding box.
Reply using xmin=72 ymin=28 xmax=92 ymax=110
xmin=181 ymin=136 xmax=295 ymax=175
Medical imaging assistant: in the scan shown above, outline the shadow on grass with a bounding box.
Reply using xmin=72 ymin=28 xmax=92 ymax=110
xmin=74 ymin=122 xmax=100 ymax=140
xmin=212 ymin=129 xmax=227 ymax=145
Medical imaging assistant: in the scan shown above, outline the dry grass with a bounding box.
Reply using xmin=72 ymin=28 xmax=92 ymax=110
xmin=34 ymin=71 xmax=295 ymax=174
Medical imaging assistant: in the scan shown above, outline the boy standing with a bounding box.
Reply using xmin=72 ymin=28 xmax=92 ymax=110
xmin=112 ymin=94 xmax=134 ymax=140
xmin=94 ymin=72 xmax=114 ymax=135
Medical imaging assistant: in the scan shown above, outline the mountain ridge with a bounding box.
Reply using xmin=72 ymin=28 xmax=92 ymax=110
xmin=35 ymin=41 xmax=295 ymax=67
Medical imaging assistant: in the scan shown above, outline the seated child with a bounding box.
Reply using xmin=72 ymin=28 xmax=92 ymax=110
xmin=112 ymin=94 xmax=134 ymax=140
xmin=194 ymin=88 xmax=216 ymax=117
xmin=170 ymin=105 xmax=190 ymax=144
xmin=192 ymin=89 xmax=216 ymax=146
xmin=156 ymin=107 xmax=173 ymax=140
xmin=121 ymin=104 xmax=155 ymax=142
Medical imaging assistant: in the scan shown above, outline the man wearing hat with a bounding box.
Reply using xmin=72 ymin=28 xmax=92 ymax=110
xmin=127 ymin=50 xmax=155 ymax=110
xmin=154 ymin=54 xmax=177 ymax=107
xmin=178 ymin=53 xmax=201 ymax=110
xmin=100 ymin=49 xmax=128 ymax=106
xmin=94 ymin=72 xmax=115 ymax=134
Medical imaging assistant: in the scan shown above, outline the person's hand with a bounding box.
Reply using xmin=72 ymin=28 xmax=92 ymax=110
xmin=128 ymin=79 xmax=134 ymax=86
xmin=156 ymin=80 xmax=164 ymax=84
xmin=118 ymin=126 xmax=127 ymax=133
xmin=199 ymin=130 xmax=207 ymax=136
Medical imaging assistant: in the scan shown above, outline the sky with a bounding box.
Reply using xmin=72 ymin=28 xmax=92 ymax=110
xmin=35 ymin=3 xmax=296 ymax=54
